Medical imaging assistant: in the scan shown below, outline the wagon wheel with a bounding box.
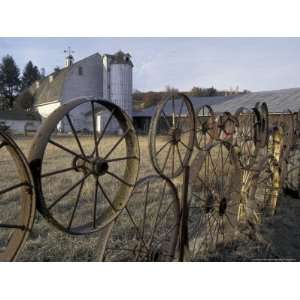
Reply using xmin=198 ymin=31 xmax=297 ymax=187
xmin=28 ymin=98 xmax=140 ymax=235
xmin=255 ymin=102 xmax=269 ymax=148
xmin=99 ymin=175 xmax=180 ymax=261
xmin=149 ymin=93 xmax=196 ymax=178
xmin=283 ymin=144 xmax=300 ymax=198
xmin=187 ymin=141 xmax=242 ymax=260
xmin=217 ymin=112 xmax=239 ymax=142
xmin=195 ymin=105 xmax=218 ymax=150
xmin=0 ymin=132 xmax=35 ymax=261
xmin=234 ymin=107 xmax=259 ymax=169
xmin=246 ymin=155 xmax=281 ymax=223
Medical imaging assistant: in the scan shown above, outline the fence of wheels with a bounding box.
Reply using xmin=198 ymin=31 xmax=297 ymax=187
xmin=0 ymin=94 xmax=299 ymax=261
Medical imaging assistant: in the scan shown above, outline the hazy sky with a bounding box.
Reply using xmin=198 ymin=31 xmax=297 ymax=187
xmin=0 ymin=37 xmax=300 ymax=92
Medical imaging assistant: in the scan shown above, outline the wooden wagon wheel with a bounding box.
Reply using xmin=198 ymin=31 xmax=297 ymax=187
xmin=283 ymin=144 xmax=300 ymax=198
xmin=28 ymin=98 xmax=140 ymax=235
xmin=98 ymin=175 xmax=180 ymax=261
xmin=187 ymin=141 xmax=242 ymax=260
xmin=0 ymin=132 xmax=36 ymax=261
xmin=195 ymin=105 xmax=218 ymax=150
xmin=217 ymin=112 xmax=239 ymax=143
xmin=234 ymin=107 xmax=259 ymax=170
xmin=255 ymin=102 xmax=269 ymax=148
xmin=149 ymin=93 xmax=196 ymax=178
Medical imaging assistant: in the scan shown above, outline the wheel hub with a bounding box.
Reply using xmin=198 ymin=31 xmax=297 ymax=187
xmin=219 ymin=197 xmax=227 ymax=216
xmin=73 ymin=156 xmax=109 ymax=176
xmin=169 ymin=127 xmax=181 ymax=144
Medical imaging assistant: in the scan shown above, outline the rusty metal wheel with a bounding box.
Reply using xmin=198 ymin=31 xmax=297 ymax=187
xmin=0 ymin=132 xmax=35 ymax=261
xmin=187 ymin=141 xmax=242 ymax=260
xmin=234 ymin=107 xmax=259 ymax=169
xmin=246 ymin=155 xmax=281 ymax=223
xmin=99 ymin=175 xmax=180 ymax=261
xmin=283 ymin=144 xmax=300 ymax=198
xmin=255 ymin=102 xmax=269 ymax=148
xmin=195 ymin=105 xmax=218 ymax=150
xmin=28 ymin=98 xmax=140 ymax=235
xmin=149 ymin=93 xmax=196 ymax=178
xmin=217 ymin=112 xmax=239 ymax=142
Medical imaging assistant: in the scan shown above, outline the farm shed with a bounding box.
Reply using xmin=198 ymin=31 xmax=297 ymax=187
xmin=0 ymin=110 xmax=41 ymax=134
xmin=132 ymin=88 xmax=300 ymax=134
xmin=132 ymin=96 xmax=236 ymax=134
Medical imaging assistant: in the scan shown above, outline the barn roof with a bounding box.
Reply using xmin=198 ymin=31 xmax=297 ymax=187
xmin=132 ymin=96 xmax=236 ymax=117
xmin=133 ymin=88 xmax=300 ymax=117
xmin=0 ymin=110 xmax=41 ymax=121
xmin=16 ymin=53 xmax=102 ymax=107
xmin=212 ymin=87 xmax=300 ymax=113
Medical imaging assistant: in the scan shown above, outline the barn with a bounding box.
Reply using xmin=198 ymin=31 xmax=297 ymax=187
xmin=17 ymin=50 xmax=133 ymax=133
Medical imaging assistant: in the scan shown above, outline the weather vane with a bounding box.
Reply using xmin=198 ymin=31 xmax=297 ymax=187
xmin=64 ymin=46 xmax=75 ymax=57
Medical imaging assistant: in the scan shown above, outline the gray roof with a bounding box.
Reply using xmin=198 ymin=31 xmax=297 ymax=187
xmin=132 ymin=96 xmax=236 ymax=117
xmin=16 ymin=53 xmax=101 ymax=106
xmin=133 ymin=88 xmax=300 ymax=117
xmin=212 ymin=88 xmax=300 ymax=113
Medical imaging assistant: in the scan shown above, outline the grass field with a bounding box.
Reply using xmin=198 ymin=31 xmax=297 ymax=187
xmin=1 ymin=135 xmax=300 ymax=261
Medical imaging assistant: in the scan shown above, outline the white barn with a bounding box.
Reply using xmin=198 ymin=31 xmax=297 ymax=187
xmin=17 ymin=51 xmax=133 ymax=133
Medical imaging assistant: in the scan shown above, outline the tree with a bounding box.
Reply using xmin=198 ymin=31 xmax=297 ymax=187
xmin=54 ymin=66 xmax=60 ymax=73
xmin=190 ymin=86 xmax=202 ymax=96
xmin=21 ymin=61 xmax=41 ymax=90
xmin=0 ymin=55 xmax=21 ymax=109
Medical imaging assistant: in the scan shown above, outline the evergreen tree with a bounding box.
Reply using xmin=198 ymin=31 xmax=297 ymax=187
xmin=0 ymin=55 xmax=21 ymax=109
xmin=21 ymin=61 xmax=41 ymax=90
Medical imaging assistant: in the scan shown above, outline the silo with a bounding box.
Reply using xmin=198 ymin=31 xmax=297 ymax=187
xmin=104 ymin=51 xmax=133 ymax=117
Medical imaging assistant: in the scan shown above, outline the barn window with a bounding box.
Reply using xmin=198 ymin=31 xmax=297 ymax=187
xmin=78 ymin=66 xmax=83 ymax=76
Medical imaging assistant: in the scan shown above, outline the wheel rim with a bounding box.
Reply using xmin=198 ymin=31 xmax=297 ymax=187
xmin=149 ymin=93 xmax=196 ymax=178
xmin=100 ymin=175 xmax=180 ymax=261
xmin=28 ymin=98 xmax=140 ymax=235
xmin=195 ymin=105 xmax=217 ymax=150
xmin=188 ymin=141 xmax=241 ymax=260
xmin=0 ymin=132 xmax=36 ymax=261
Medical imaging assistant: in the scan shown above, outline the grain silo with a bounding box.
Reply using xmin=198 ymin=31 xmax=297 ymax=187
xmin=102 ymin=51 xmax=133 ymax=117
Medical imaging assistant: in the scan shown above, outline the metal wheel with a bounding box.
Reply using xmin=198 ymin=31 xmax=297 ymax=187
xmin=0 ymin=132 xmax=36 ymax=261
xmin=283 ymin=144 xmax=300 ymax=198
xmin=255 ymin=102 xmax=269 ymax=148
xmin=234 ymin=107 xmax=259 ymax=169
xmin=247 ymin=155 xmax=281 ymax=223
xmin=149 ymin=93 xmax=196 ymax=178
xmin=187 ymin=141 xmax=242 ymax=260
xmin=195 ymin=105 xmax=218 ymax=150
xmin=218 ymin=112 xmax=239 ymax=142
xmin=28 ymin=98 xmax=140 ymax=235
xmin=99 ymin=175 xmax=180 ymax=261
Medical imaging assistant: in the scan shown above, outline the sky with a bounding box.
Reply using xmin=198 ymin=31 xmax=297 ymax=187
xmin=0 ymin=37 xmax=300 ymax=92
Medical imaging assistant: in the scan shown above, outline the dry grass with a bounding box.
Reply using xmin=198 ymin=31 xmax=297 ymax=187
xmin=1 ymin=135 xmax=300 ymax=261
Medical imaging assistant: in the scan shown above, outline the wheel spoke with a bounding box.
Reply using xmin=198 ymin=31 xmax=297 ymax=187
xmin=66 ymin=113 xmax=86 ymax=158
xmin=48 ymin=172 xmax=91 ymax=210
xmin=105 ymin=170 xmax=133 ymax=187
xmin=0 ymin=224 xmax=26 ymax=230
xmin=97 ymin=180 xmax=116 ymax=211
xmin=104 ymin=129 xmax=129 ymax=160
xmin=0 ymin=182 xmax=28 ymax=196
xmin=162 ymin=144 xmax=172 ymax=173
xmin=105 ymin=155 xmax=138 ymax=163
xmin=67 ymin=179 xmax=85 ymax=230
xmin=161 ymin=110 xmax=171 ymax=129
xmin=156 ymin=140 xmax=171 ymax=156
xmin=41 ymin=167 xmax=75 ymax=178
xmin=49 ymin=139 xmax=86 ymax=160
xmin=93 ymin=177 xmax=98 ymax=228
xmin=91 ymin=101 xmax=99 ymax=158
